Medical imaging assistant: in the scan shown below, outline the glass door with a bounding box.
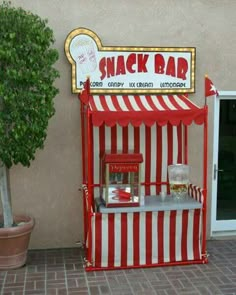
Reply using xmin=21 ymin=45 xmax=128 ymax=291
xmin=211 ymin=92 xmax=236 ymax=234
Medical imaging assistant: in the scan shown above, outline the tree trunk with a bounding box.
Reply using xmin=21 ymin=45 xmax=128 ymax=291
xmin=0 ymin=163 xmax=13 ymax=227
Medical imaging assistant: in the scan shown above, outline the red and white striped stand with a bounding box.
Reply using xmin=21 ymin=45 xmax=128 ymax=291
xmin=80 ymin=94 xmax=208 ymax=271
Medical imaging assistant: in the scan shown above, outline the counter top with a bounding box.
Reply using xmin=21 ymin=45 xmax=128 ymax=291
xmin=96 ymin=195 xmax=202 ymax=213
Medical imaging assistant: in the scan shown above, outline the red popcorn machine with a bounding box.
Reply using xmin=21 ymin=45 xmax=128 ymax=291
xmin=100 ymin=153 xmax=143 ymax=207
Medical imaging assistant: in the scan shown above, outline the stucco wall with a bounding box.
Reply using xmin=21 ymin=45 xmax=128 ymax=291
xmin=5 ymin=0 xmax=236 ymax=249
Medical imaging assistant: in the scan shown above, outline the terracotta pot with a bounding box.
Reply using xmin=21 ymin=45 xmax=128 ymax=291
xmin=0 ymin=215 xmax=35 ymax=270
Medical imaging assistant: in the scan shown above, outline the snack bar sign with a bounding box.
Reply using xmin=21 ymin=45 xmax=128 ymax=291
xmin=65 ymin=28 xmax=196 ymax=94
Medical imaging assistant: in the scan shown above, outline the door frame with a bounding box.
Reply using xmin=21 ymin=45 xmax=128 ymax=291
xmin=211 ymin=90 xmax=236 ymax=236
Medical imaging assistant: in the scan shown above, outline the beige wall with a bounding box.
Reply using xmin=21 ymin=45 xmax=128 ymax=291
xmin=5 ymin=0 xmax=236 ymax=248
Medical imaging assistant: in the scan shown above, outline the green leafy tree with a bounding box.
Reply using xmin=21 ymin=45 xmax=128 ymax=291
xmin=0 ymin=2 xmax=59 ymax=227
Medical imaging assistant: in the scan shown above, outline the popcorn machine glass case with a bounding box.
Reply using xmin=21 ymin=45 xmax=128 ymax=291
xmin=100 ymin=153 xmax=143 ymax=207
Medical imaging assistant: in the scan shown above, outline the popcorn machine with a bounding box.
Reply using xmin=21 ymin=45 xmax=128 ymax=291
xmin=100 ymin=153 xmax=143 ymax=207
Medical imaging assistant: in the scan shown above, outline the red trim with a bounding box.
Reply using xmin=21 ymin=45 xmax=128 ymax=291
xmin=156 ymin=125 xmax=162 ymax=194
xmin=133 ymin=212 xmax=140 ymax=266
xmin=184 ymin=125 xmax=188 ymax=164
xmin=193 ymin=209 xmax=201 ymax=261
xmin=103 ymin=153 xmax=143 ymax=163
xmin=158 ymin=211 xmax=164 ymax=264
xmin=86 ymin=258 xmax=208 ymax=271
xmin=145 ymin=126 xmax=151 ymax=195
xmin=202 ymin=106 xmax=208 ymax=258
xmin=181 ymin=210 xmax=188 ymax=261
xmin=89 ymin=95 xmax=206 ymax=127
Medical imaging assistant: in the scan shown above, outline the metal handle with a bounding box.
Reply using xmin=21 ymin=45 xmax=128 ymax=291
xmin=213 ymin=164 xmax=224 ymax=180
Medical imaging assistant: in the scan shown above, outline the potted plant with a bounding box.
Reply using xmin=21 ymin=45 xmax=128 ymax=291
xmin=0 ymin=2 xmax=59 ymax=269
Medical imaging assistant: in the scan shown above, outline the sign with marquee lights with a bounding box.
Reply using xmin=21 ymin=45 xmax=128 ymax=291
xmin=65 ymin=28 xmax=195 ymax=94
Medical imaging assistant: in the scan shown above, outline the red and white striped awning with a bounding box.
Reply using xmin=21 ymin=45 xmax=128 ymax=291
xmin=88 ymin=94 xmax=206 ymax=127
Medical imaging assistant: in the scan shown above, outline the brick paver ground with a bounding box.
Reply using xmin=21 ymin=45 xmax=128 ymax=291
xmin=0 ymin=239 xmax=236 ymax=294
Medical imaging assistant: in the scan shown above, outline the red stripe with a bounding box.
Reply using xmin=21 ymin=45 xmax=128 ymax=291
xmin=134 ymin=95 xmax=147 ymax=111
xmin=168 ymin=95 xmax=184 ymax=110
xmin=108 ymin=213 xmax=115 ymax=267
xmin=121 ymin=213 xmax=128 ymax=267
xmin=157 ymin=95 xmax=170 ymax=110
xmin=167 ymin=123 xmax=173 ymax=165
xmin=145 ymin=95 xmax=160 ymax=111
xmin=145 ymin=212 xmax=152 ymax=265
xmin=158 ymin=211 xmax=164 ymax=263
xmin=193 ymin=209 xmax=201 ymax=260
xmin=90 ymin=123 xmax=94 ymax=209
xmin=111 ymin=95 xmax=123 ymax=111
xmin=180 ymin=95 xmax=199 ymax=110
xmin=181 ymin=210 xmax=189 ymax=261
xmin=177 ymin=124 xmax=182 ymax=163
xmin=145 ymin=126 xmax=151 ymax=195
xmin=95 ymin=214 xmax=102 ymax=267
xmin=169 ymin=210 xmax=177 ymax=262
xmin=167 ymin=124 xmax=173 ymax=195
xmin=89 ymin=96 xmax=98 ymax=111
xmin=122 ymin=95 xmax=136 ymax=111
xmin=133 ymin=212 xmax=140 ymax=266
xmin=111 ymin=126 xmax=117 ymax=153
xmin=156 ymin=125 xmax=162 ymax=194
xmin=99 ymin=95 xmax=110 ymax=111
xmin=122 ymin=126 xmax=128 ymax=153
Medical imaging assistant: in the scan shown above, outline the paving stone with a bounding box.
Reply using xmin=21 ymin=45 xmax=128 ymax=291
xmin=1 ymin=240 xmax=236 ymax=295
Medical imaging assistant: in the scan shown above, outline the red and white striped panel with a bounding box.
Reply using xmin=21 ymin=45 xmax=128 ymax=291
xmin=90 ymin=209 xmax=202 ymax=268
xmin=92 ymin=123 xmax=184 ymax=196
xmin=89 ymin=95 xmax=205 ymax=126
xmin=188 ymin=184 xmax=204 ymax=203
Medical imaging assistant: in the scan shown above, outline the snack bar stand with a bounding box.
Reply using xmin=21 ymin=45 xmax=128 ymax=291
xmin=65 ymin=28 xmax=208 ymax=271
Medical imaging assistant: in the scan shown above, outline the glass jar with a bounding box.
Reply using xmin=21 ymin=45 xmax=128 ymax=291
xmin=168 ymin=164 xmax=189 ymax=199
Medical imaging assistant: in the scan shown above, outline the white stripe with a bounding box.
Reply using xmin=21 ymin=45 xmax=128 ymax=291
xmin=105 ymin=126 xmax=111 ymax=151
xmin=93 ymin=96 xmax=105 ymax=111
xmin=187 ymin=210 xmax=194 ymax=260
xmin=117 ymin=96 xmax=130 ymax=111
xmin=106 ymin=96 xmax=117 ymax=111
xmin=150 ymin=95 xmax=165 ymax=111
xmin=161 ymin=126 xmax=168 ymax=193
xmin=175 ymin=211 xmax=182 ymax=261
xmin=163 ymin=211 xmax=170 ymax=262
xmin=114 ymin=213 xmax=121 ymax=267
xmin=116 ymin=125 xmax=123 ymax=151
xmin=152 ymin=212 xmax=158 ymax=264
xmin=93 ymin=127 xmax=100 ymax=184
xmin=150 ymin=124 xmax=157 ymax=195
xmin=162 ymin=95 xmax=177 ymax=110
xmin=101 ymin=214 xmax=108 ymax=267
xmin=172 ymin=126 xmax=178 ymax=164
xmin=127 ymin=213 xmax=134 ymax=265
xmin=139 ymin=95 xmax=153 ymax=111
xmin=128 ymin=124 xmax=134 ymax=151
xmin=128 ymin=96 xmax=141 ymax=111
xmin=139 ymin=212 xmax=146 ymax=265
